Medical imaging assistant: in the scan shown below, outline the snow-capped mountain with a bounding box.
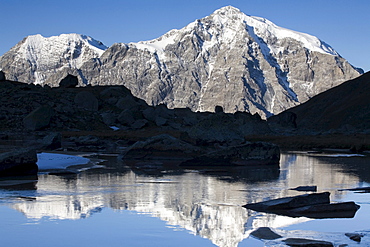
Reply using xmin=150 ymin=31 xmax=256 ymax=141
xmin=0 ymin=6 xmax=361 ymax=118
xmin=0 ymin=33 xmax=107 ymax=85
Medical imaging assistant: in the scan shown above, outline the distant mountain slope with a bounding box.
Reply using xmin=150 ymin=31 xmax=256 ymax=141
xmin=0 ymin=33 xmax=107 ymax=84
xmin=0 ymin=6 xmax=362 ymax=118
xmin=272 ymin=71 xmax=370 ymax=132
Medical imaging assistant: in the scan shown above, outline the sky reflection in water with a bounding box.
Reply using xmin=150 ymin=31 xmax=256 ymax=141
xmin=0 ymin=152 xmax=369 ymax=247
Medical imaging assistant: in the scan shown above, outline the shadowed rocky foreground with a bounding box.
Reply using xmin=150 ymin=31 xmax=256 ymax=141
xmin=0 ymin=71 xmax=369 ymax=156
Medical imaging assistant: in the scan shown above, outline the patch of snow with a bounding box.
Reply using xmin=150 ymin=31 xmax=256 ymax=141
xmin=36 ymin=152 xmax=90 ymax=170
xmin=109 ymin=126 xmax=120 ymax=131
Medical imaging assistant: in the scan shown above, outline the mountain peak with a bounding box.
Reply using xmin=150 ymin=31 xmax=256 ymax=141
xmin=213 ymin=5 xmax=243 ymax=16
xmin=22 ymin=33 xmax=107 ymax=55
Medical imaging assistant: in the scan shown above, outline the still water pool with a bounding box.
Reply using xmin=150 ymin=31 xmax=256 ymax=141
xmin=0 ymin=152 xmax=369 ymax=247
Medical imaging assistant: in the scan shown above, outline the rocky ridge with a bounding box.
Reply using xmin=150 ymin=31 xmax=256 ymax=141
xmin=0 ymin=6 xmax=362 ymax=118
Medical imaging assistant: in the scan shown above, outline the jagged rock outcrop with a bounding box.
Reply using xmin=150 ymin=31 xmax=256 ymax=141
xmin=0 ymin=7 xmax=361 ymax=118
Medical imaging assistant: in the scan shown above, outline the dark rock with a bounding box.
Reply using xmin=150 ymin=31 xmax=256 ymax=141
xmin=131 ymin=119 xmax=148 ymax=129
xmin=59 ymin=74 xmax=78 ymax=88
xmin=100 ymin=112 xmax=117 ymax=125
xmin=243 ymin=192 xmax=330 ymax=211
xmin=116 ymin=95 xmax=139 ymax=110
xmin=23 ymin=105 xmax=54 ymax=130
xmin=243 ymin=192 xmax=360 ymax=219
xmin=215 ymin=105 xmax=224 ymax=113
xmin=72 ymin=135 xmax=101 ymax=146
xmin=283 ymin=238 xmax=334 ymax=247
xmin=117 ymin=109 xmax=135 ymax=126
xmin=0 ymin=148 xmax=38 ymax=177
xmin=180 ymin=142 xmax=280 ymax=166
xmin=74 ymin=91 xmax=99 ymax=111
xmin=290 ymin=185 xmax=317 ymax=192
xmin=289 ymin=201 xmax=360 ymax=218
xmin=340 ymin=186 xmax=370 ymax=193
xmin=0 ymin=71 xmax=5 ymax=81
xmin=155 ymin=116 xmax=167 ymax=126
xmin=40 ymin=132 xmax=62 ymax=150
xmin=345 ymin=233 xmax=363 ymax=242
xmin=268 ymin=111 xmax=297 ymax=129
xmin=250 ymin=227 xmax=282 ymax=240
xmin=142 ymin=107 xmax=156 ymax=122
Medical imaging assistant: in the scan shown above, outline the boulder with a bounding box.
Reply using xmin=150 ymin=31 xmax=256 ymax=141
xmin=39 ymin=132 xmax=62 ymax=150
xmin=243 ymin=192 xmax=360 ymax=219
xmin=243 ymin=192 xmax=330 ymax=211
xmin=23 ymin=105 xmax=54 ymax=130
xmin=283 ymin=238 xmax=334 ymax=247
xmin=116 ymin=95 xmax=140 ymax=110
xmin=0 ymin=148 xmax=38 ymax=177
xmin=0 ymin=71 xmax=5 ymax=81
xmin=117 ymin=109 xmax=135 ymax=126
xmin=74 ymin=91 xmax=99 ymax=111
xmin=290 ymin=185 xmax=317 ymax=192
xmin=59 ymin=74 xmax=78 ymax=88
xmin=215 ymin=105 xmax=224 ymax=113
xmin=100 ymin=112 xmax=117 ymax=125
xmin=250 ymin=227 xmax=282 ymax=240
xmin=289 ymin=201 xmax=360 ymax=218
xmin=345 ymin=233 xmax=363 ymax=242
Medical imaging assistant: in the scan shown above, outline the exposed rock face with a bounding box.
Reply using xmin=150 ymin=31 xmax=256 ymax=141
xmin=0 ymin=7 xmax=361 ymax=118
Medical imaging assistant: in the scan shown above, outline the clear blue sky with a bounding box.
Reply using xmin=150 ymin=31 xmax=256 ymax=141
xmin=1 ymin=0 xmax=369 ymax=72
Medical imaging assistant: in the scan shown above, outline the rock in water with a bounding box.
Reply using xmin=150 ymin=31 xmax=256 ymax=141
xmin=290 ymin=185 xmax=317 ymax=192
xmin=283 ymin=238 xmax=334 ymax=247
xmin=0 ymin=148 xmax=38 ymax=177
xmin=345 ymin=233 xmax=363 ymax=242
xmin=243 ymin=192 xmax=330 ymax=211
xmin=250 ymin=227 xmax=282 ymax=240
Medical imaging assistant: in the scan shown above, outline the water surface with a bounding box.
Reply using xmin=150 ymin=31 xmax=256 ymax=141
xmin=0 ymin=152 xmax=369 ymax=247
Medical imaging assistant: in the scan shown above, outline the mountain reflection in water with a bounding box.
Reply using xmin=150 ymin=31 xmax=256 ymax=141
xmin=0 ymin=152 xmax=369 ymax=247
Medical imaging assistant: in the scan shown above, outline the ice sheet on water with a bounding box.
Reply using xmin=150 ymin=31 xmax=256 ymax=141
xmin=36 ymin=152 xmax=90 ymax=170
